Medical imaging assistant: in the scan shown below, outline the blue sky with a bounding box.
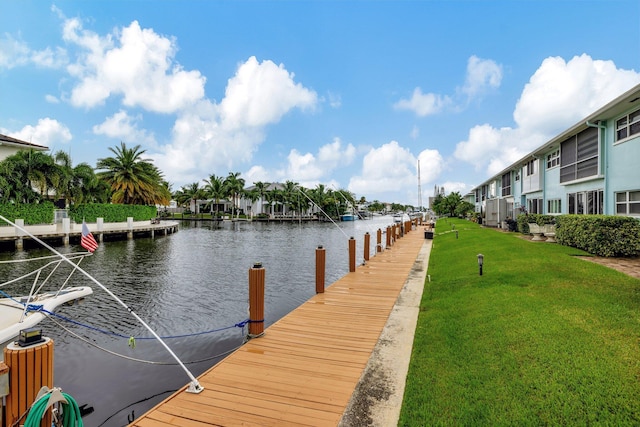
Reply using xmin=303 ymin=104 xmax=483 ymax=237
xmin=2 ymin=1 xmax=640 ymax=205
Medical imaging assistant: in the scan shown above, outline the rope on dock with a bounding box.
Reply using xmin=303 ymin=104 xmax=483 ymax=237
xmin=47 ymin=314 xmax=246 ymax=366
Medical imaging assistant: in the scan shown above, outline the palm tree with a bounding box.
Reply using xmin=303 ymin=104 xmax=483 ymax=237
xmin=264 ymin=187 xmax=281 ymax=217
xmin=253 ymin=181 xmax=269 ymax=215
xmin=96 ymin=142 xmax=169 ymax=205
xmin=223 ymin=172 xmax=245 ymax=219
xmin=281 ymin=180 xmax=301 ymax=217
xmin=0 ymin=149 xmax=55 ymax=203
xmin=179 ymin=182 xmax=204 ymax=215
xmin=203 ymin=174 xmax=225 ymax=218
xmin=53 ymin=150 xmax=103 ymax=206
xmin=243 ymin=187 xmax=260 ymax=218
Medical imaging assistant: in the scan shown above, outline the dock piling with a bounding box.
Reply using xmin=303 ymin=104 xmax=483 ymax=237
xmin=248 ymin=262 xmax=265 ymax=337
xmin=316 ymin=246 xmax=325 ymax=293
xmin=364 ymin=232 xmax=370 ymax=261
xmin=349 ymin=237 xmax=356 ymax=272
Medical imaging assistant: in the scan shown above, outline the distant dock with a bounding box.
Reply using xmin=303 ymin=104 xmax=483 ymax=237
xmin=0 ymin=220 xmax=178 ymax=251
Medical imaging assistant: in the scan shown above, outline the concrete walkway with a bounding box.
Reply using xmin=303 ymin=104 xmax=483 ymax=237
xmin=340 ymin=240 xmax=431 ymax=426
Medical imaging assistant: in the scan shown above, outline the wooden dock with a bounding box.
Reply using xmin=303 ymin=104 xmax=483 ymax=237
xmin=132 ymin=224 xmax=428 ymax=426
xmin=0 ymin=220 xmax=178 ymax=250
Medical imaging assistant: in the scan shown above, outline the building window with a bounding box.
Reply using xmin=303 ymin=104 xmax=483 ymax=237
xmin=560 ymin=126 xmax=599 ymax=183
xmin=547 ymin=149 xmax=560 ymax=169
xmin=501 ymin=172 xmax=511 ymax=197
xmin=475 ymin=189 xmax=480 ymax=203
xmin=547 ymin=199 xmax=561 ymax=214
xmin=568 ymin=190 xmax=603 ymax=214
xmin=525 ymin=159 xmax=536 ymax=176
xmin=527 ymin=198 xmax=543 ymax=214
xmin=615 ymin=108 xmax=640 ymax=142
xmin=615 ymin=190 xmax=640 ymax=215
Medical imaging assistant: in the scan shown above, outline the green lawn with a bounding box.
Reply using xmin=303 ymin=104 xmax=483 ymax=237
xmin=399 ymin=218 xmax=640 ymax=426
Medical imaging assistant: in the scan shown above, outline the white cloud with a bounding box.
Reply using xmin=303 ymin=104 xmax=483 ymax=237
xmin=5 ymin=118 xmax=72 ymax=147
xmin=460 ymin=55 xmax=502 ymax=99
xmin=514 ymin=54 xmax=640 ymax=133
xmin=394 ymin=55 xmax=502 ymax=117
xmin=45 ymin=94 xmax=60 ymax=104
xmin=417 ymin=148 xmax=445 ymax=184
xmin=349 ymin=141 xmax=412 ymax=193
xmin=280 ymin=137 xmax=356 ymax=183
xmin=393 ymin=88 xmax=451 ymax=117
xmin=0 ymin=34 xmax=67 ymax=70
xmin=63 ymin=19 xmax=206 ymax=113
xmin=454 ymin=54 xmax=640 ymax=178
xmin=219 ymin=56 xmax=317 ymax=129
xmin=410 ymin=125 xmax=419 ymax=140
xmin=244 ymin=165 xmax=271 ymax=184
xmin=0 ymin=34 xmax=30 ymax=69
xmin=439 ymin=181 xmax=470 ymax=196
xmin=150 ymin=57 xmax=319 ymax=184
xmin=327 ymin=91 xmax=342 ymax=108
xmin=92 ymin=110 xmax=156 ymax=146
xmin=347 ymin=141 xmax=446 ymax=204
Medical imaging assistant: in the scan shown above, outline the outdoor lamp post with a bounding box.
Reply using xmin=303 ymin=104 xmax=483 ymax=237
xmin=477 ymin=254 xmax=484 ymax=276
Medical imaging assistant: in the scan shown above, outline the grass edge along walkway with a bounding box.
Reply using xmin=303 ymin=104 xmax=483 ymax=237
xmin=400 ymin=218 xmax=640 ymax=426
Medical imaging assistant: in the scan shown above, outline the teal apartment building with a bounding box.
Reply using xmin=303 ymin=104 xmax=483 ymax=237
xmin=469 ymin=83 xmax=640 ymax=228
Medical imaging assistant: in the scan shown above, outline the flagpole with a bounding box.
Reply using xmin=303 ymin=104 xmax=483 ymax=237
xmin=0 ymin=215 xmax=204 ymax=394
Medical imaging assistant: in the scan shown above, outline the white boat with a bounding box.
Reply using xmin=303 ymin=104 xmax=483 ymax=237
xmin=0 ymin=252 xmax=93 ymax=348
xmin=340 ymin=213 xmax=356 ymax=221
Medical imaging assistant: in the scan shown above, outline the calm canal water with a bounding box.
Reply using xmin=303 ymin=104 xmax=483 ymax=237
xmin=1 ymin=216 xmax=396 ymax=426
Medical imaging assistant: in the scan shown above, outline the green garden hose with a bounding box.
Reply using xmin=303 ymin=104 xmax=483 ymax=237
xmin=23 ymin=390 xmax=83 ymax=427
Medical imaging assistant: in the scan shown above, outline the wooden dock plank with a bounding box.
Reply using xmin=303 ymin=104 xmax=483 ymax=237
xmin=131 ymin=226 xmax=426 ymax=426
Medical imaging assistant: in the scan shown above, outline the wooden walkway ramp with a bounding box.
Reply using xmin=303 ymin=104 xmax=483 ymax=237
xmin=132 ymin=227 xmax=427 ymax=427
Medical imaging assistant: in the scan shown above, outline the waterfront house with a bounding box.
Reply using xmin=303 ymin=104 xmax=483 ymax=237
xmin=470 ymin=83 xmax=640 ymax=226
xmin=0 ymin=134 xmax=48 ymax=162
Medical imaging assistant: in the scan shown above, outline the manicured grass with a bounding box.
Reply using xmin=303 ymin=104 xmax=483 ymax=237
xmin=399 ymin=218 xmax=640 ymax=426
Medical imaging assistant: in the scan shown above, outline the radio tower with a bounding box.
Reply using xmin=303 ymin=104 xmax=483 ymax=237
xmin=417 ymin=160 xmax=423 ymax=210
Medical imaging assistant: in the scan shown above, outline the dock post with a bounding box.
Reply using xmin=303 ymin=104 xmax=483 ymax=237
xmin=376 ymin=228 xmax=382 ymax=253
xmin=386 ymin=226 xmax=391 ymax=248
xmin=364 ymin=232 xmax=370 ymax=261
xmin=4 ymin=338 xmax=54 ymax=427
xmin=127 ymin=217 xmax=133 ymax=239
xmin=14 ymin=219 xmax=24 ymax=250
xmin=248 ymin=262 xmax=265 ymax=338
xmin=349 ymin=237 xmax=356 ymax=272
xmin=62 ymin=218 xmax=70 ymax=246
xmin=315 ymin=246 xmax=325 ymax=293
xmin=97 ymin=217 xmax=104 ymax=242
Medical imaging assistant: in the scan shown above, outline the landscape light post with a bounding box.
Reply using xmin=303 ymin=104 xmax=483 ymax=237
xmin=477 ymin=254 xmax=484 ymax=276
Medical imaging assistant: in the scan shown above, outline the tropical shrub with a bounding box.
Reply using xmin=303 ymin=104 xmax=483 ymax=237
xmin=0 ymin=202 xmax=55 ymax=225
xmin=70 ymin=204 xmax=157 ymax=223
xmin=556 ymin=215 xmax=640 ymax=257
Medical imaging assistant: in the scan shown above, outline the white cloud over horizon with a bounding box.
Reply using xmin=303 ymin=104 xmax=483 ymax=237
xmin=3 ymin=118 xmax=72 ymax=150
xmin=394 ymin=55 xmax=503 ymax=117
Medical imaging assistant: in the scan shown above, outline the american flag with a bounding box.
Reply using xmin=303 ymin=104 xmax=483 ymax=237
xmin=81 ymin=220 xmax=99 ymax=252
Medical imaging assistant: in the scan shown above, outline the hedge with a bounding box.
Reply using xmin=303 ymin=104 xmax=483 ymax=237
xmin=0 ymin=202 xmax=55 ymax=225
xmin=70 ymin=204 xmax=157 ymax=223
xmin=555 ymin=215 xmax=640 ymax=257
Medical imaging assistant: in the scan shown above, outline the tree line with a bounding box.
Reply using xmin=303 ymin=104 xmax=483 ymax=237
xmin=0 ymin=142 xmax=413 ymax=218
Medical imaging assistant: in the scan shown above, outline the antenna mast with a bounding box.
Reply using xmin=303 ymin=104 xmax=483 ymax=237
xmin=417 ymin=160 xmax=423 ymax=210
